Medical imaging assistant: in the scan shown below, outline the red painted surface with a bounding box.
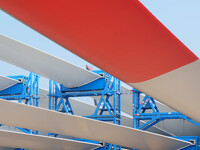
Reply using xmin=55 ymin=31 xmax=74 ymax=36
xmin=0 ymin=0 xmax=198 ymax=83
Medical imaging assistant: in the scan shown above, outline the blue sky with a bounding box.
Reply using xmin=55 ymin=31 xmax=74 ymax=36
xmin=140 ymin=0 xmax=200 ymax=57
xmin=0 ymin=0 xmax=200 ymax=89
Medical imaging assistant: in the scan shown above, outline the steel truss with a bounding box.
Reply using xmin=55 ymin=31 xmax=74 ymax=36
xmin=0 ymin=72 xmax=39 ymax=134
xmin=132 ymin=88 xmax=200 ymax=150
xmin=0 ymin=72 xmax=39 ymax=150
xmin=49 ymin=70 xmax=121 ymax=150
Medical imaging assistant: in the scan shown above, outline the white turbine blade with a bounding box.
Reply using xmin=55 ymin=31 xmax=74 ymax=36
xmin=152 ymin=100 xmax=200 ymax=137
xmin=39 ymin=88 xmax=173 ymax=136
xmin=94 ymin=84 xmax=200 ymax=137
xmin=0 ymin=34 xmax=100 ymax=88
xmin=0 ymin=75 xmax=19 ymax=91
xmin=130 ymin=59 xmax=200 ymax=124
xmin=0 ymin=99 xmax=190 ymax=149
xmin=0 ymin=129 xmax=100 ymax=150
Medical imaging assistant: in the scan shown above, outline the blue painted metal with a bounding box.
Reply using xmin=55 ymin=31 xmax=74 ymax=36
xmin=60 ymin=78 xmax=106 ymax=92
xmin=0 ymin=72 xmax=39 ymax=136
xmin=60 ymin=70 xmax=106 ymax=92
xmin=0 ymin=73 xmax=39 ymax=106
xmin=132 ymin=88 xmax=200 ymax=130
xmin=0 ymin=73 xmax=40 ymax=150
xmin=49 ymin=70 xmax=121 ymax=150
xmin=0 ymin=81 xmax=24 ymax=95
xmin=132 ymin=88 xmax=200 ymax=149
xmin=49 ymin=80 xmax=74 ymax=115
xmin=95 ymin=147 xmax=106 ymax=150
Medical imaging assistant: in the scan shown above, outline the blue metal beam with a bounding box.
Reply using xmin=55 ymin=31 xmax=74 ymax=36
xmin=0 ymin=72 xmax=40 ymax=150
xmin=132 ymin=88 xmax=200 ymax=149
xmin=49 ymin=70 xmax=121 ymax=150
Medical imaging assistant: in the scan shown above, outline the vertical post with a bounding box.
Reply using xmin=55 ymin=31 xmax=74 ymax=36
xmin=117 ymin=79 xmax=121 ymax=126
xmin=117 ymin=79 xmax=121 ymax=150
xmin=112 ymin=77 xmax=121 ymax=150
xmin=36 ymin=74 xmax=39 ymax=107
xmin=34 ymin=74 xmax=39 ymax=135
xmin=133 ymin=88 xmax=140 ymax=129
xmin=29 ymin=72 xmax=33 ymax=106
xmin=133 ymin=88 xmax=136 ymax=128
xmin=49 ymin=80 xmax=52 ymax=110
xmin=29 ymin=73 xmax=33 ymax=134
xmin=113 ymin=77 xmax=116 ymax=125
xmin=54 ymin=82 xmax=58 ymax=110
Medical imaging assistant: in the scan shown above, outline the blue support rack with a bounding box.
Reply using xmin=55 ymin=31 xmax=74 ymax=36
xmin=132 ymin=88 xmax=200 ymax=149
xmin=0 ymin=72 xmax=40 ymax=150
xmin=0 ymin=72 xmax=39 ymax=107
xmin=49 ymin=70 xmax=121 ymax=150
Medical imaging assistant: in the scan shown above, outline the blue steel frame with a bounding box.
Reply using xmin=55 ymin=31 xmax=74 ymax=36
xmin=132 ymin=88 xmax=200 ymax=150
xmin=49 ymin=70 xmax=121 ymax=150
xmin=0 ymin=72 xmax=39 ymax=107
xmin=0 ymin=72 xmax=39 ymax=136
xmin=49 ymin=80 xmax=74 ymax=115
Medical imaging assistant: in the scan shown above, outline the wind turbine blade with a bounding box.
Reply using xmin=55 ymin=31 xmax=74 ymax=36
xmin=39 ymin=88 xmax=172 ymax=136
xmin=0 ymin=75 xmax=19 ymax=91
xmin=0 ymin=99 xmax=191 ymax=149
xmin=0 ymin=34 xmax=100 ymax=88
xmin=0 ymin=1 xmax=199 ymax=123
xmin=0 ymin=129 xmax=100 ymax=150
